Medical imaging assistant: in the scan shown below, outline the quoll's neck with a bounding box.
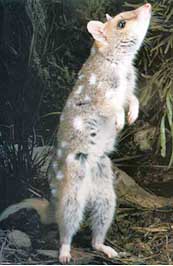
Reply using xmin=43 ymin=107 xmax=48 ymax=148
xmin=91 ymin=42 xmax=135 ymax=67
xmin=87 ymin=46 xmax=132 ymax=80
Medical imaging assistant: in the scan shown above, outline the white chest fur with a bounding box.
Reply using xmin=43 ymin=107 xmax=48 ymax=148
xmin=105 ymin=63 xmax=129 ymax=110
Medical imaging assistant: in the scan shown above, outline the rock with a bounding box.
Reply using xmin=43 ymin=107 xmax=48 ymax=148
xmin=7 ymin=230 xmax=31 ymax=249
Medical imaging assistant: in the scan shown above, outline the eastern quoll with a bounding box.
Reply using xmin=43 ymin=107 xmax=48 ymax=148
xmin=0 ymin=3 xmax=152 ymax=264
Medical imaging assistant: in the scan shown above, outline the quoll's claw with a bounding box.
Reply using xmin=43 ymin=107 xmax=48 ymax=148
xmin=128 ymin=107 xmax=138 ymax=125
xmin=128 ymin=96 xmax=139 ymax=125
xmin=128 ymin=111 xmax=136 ymax=125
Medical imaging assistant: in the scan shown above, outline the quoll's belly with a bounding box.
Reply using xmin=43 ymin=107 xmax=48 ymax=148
xmin=86 ymin=116 xmax=116 ymax=156
xmin=57 ymin=112 xmax=117 ymax=159
xmin=48 ymin=114 xmax=116 ymax=190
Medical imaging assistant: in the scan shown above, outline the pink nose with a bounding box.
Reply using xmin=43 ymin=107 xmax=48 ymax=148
xmin=135 ymin=3 xmax=152 ymax=17
xmin=144 ymin=3 xmax=151 ymax=9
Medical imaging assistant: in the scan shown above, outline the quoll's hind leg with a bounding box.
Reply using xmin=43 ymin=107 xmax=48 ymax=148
xmin=91 ymin=156 xmax=118 ymax=258
xmin=91 ymin=194 xmax=118 ymax=258
xmin=56 ymin=152 xmax=90 ymax=264
xmin=57 ymin=183 xmax=86 ymax=264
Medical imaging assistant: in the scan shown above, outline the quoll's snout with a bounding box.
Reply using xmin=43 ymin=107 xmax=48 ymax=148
xmin=144 ymin=3 xmax=152 ymax=10
xmin=136 ymin=3 xmax=152 ymax=19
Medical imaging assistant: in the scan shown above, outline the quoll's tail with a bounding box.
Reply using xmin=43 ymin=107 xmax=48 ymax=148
xmin=0 ymin=198 xmax=55 ymax=224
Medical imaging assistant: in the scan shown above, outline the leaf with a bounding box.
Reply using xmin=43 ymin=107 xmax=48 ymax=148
xmin=41 ymin=112 xmax=61 ymax=118
xmin=166 ymin=92 xmax=173 ymax=127
xmin=160 ymin=115 xmax=166 ymax=158
xmin=168 ymin=124 xmax=173 ymax=169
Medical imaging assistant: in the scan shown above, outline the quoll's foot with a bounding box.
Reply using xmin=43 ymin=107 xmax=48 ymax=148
xmin=59 ymin=244 xmax=71 ymax=264
xmin=93 ymin=243 xmax=118 ymax=258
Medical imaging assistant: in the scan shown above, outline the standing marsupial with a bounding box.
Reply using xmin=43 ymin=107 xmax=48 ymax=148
xmin=0 ymin=4 xmax=152 ymax=264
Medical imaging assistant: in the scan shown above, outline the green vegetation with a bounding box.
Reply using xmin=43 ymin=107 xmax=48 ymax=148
xmin=124 ymin=0 xmax=173 ymax=168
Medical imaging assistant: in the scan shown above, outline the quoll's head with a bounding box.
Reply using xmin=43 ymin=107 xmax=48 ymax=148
xmin=87 ymin=3 xmax=152 ymax=59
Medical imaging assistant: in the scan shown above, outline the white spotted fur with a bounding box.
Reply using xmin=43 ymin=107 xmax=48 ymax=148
xmin=66 ymin=153 xmax=74 ymax=163
xmin=79 ymin=74 xmax=85 ymax=80
xmin=89 ymin=73 xmax=97 ymax=85
xmin=57 ymin=149 xmax=62 ymax=158
xmin=56 ymin=170 xmax=64 ymax=180
xmin=73 ymin=116 xmax=84 ymax=131
xmin=61 ymin=141 xmax=68 ymax=148
xmin=51 ymin=188 xmax=57 ymax=196
xmin=75 ymin=85 xmax=84 ymax=94
xmin=84 ymin=95 xmax=91 ymax=102
xmin=60 ymin=113 xmax=64 ymax=121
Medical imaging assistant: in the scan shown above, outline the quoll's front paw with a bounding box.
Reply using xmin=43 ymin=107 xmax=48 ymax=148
xmin=128 ymin=96 xmax=139 ymax=125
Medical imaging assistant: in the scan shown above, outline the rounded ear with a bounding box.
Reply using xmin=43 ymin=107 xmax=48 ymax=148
xmin=87 ymin=21 xmax=108 ymax=45
xmin=106 ymin=14 xmax=113 ymax=21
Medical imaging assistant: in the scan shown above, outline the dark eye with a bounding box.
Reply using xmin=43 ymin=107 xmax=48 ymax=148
xmin=117 ymin=20 xmax=126 ymax=29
